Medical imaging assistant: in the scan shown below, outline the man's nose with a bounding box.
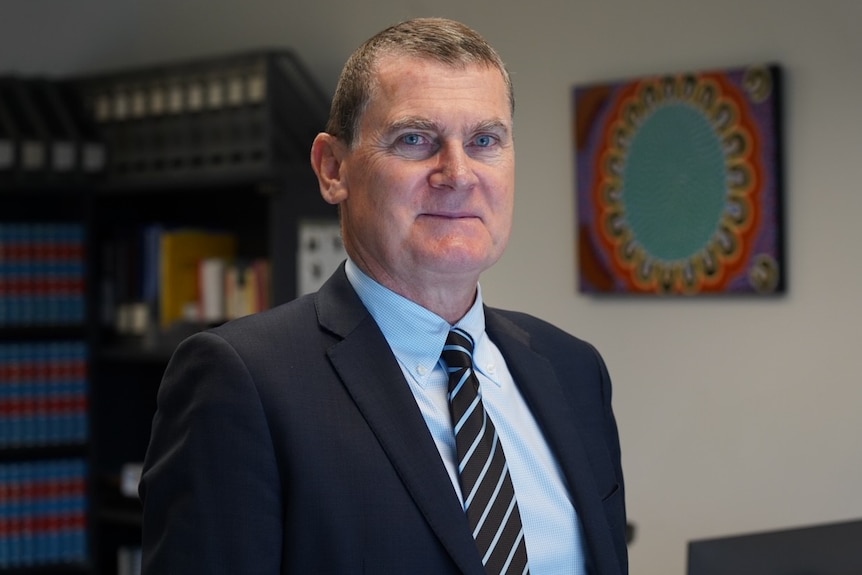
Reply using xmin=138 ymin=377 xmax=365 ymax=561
xmin=429 ymin=143 xmax=479 ymax=190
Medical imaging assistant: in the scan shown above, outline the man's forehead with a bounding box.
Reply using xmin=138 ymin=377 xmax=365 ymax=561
xmin=369 ymin=57 xmax=510 ymax=112
xmin=373 ymin=53 xmax=501 ymax=79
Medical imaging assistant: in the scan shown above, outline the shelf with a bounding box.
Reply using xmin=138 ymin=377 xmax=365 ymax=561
xmin=0 ymin=184 xmax=94 ymax=196
xmin=92 ymin=164 xmax=307 ymax=196
xmin=1 ymin=163 xmax=311 ymax=197
xmin=96 ymin=489 xmax=142 ymax=528
xmin=0 ymin=326 xmax=86 ymax=341
xmin=94 ymin=470 xmax=142 ymax=528
xmin=0 ymin=444 xmax=89 ymax=463
xmin=96 ymin=492 xmax=142 ymax=529
xmin=0 ymin=563 xmax=92 ymax=575
xmin=97 ymin=506 xmax=142 ymax=529
xmin=0 ymin=195 xmax=87 ymax=221
xmin=97 ymin=321 xmax=215 ymax=365
xmin=96 ymin=344 xmax=174 ymax=366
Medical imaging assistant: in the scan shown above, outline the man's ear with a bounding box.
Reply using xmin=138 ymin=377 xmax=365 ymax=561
xmin=311 ymin=133 xmax=349 ymax=205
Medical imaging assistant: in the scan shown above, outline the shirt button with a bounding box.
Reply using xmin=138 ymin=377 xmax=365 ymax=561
xmin=417 ymin=364 xmax=428 ymax=376
xmin=487 ymin=363 xmax=496 ymax=374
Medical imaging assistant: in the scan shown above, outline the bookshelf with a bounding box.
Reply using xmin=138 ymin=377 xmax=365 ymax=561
xmin=1 ymin=50 xmax=334 ymax=575
xmin=0 ymin=186 xmax=92 ymax=574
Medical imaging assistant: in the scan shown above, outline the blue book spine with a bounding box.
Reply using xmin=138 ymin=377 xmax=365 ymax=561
xmin=74 ymin=341 xmax=89 ymax=443
xmin=19 ymin=343 xmax=33 ymax=447
xmin=20 ymin=224 xmax=35 ymax=327
xmin=70 ymin=459 xmax=87 ymax=563
xmin=44 ymin=461 xmax=60 ymax=564
xmin=7 ymin=343 xmax=23 ymax=447
xmin=25 ymin=222 xmax=44 ymax=325
xmin=68 ymin=224 xmax=86 ymax=325
xmin=44 ymin=342 xmax=58 ymax=445
xmin=51 ymin=224 xmax=65 ymax=325
xmin=33 ymin=343 xmax=50 ymax=446
xmin=7 ymin=463 xmax=22 ymax=567
xmin=6 ymin=225 xmax=22 ymax=326
xmin=31 ymin=223 xmax=47 ymax=326
xmin=49 ymin=461 xmax=63 ymax=564
xmin=21 ymin=462 xmax=34 ymax=567
xmin=0 ymin=463 xmax=8 ymax=567
xmin=57 ymin=342 xmax=72 ymax=443
xmin=30 ymin=462 xmax=45 ymax=565
xmin=0 ymin=345 xmax=8 ymax=448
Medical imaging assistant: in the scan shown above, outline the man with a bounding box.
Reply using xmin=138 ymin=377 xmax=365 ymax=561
xmin=140 ymin=17 xmax=627 ymax=575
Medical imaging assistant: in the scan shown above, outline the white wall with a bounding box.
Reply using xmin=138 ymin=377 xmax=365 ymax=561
xmin=5 ymin=1 xmax=862 ymax=573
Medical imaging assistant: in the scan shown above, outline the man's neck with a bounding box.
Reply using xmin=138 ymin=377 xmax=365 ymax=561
xmin=349 ymin=257 xmax=479 ymax=325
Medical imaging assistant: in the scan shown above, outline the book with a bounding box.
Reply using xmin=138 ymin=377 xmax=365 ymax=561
xmin=27 ymin=79 xmax=76 ymax=174
xmin=158 ymin=228 xmax=237 ymax=329
xmin=197 ymin=257 xmax=227 ymax=323
xmin=0 ymin=340 xmax=88 ymax=448
xmin=0 ymin=458 xmax=88 ymax=568
xmin=223 ymin=258 xmax=270 ymax=320
xmin=54 ymin=80 xmax=105 ymax=174
xmin=0 ymin=222 xmax=85 ymax=327
xmin=1 ymin=78 xmax=48 ymax=175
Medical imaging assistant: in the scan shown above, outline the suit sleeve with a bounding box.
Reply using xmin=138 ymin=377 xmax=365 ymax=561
xmin=139 ymin=331 xmax=283 ymax=574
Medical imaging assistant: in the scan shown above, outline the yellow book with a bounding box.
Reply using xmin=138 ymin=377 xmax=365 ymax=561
xmin=159 ymin=228 xmax=237 ymax=329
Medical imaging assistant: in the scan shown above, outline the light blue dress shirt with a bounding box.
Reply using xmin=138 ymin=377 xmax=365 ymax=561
xmin=345 ymin=259 xmax=586 ymax=574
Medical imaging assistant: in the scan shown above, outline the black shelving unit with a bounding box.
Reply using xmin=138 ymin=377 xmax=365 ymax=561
xmin=1 ymin=50 xmax=334 ymax=575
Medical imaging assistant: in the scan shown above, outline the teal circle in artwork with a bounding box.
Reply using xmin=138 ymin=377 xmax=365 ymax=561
xmin=623 ymin=103 xmax=726 ymax=261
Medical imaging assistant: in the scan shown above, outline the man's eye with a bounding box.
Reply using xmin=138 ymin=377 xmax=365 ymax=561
xmin=400 ymin=133 xmax=426 ymax=146
xmin=473 ymin=134 xmax=497 ymax=148
xmin=391 ymin=133 xmax=437 ymax=159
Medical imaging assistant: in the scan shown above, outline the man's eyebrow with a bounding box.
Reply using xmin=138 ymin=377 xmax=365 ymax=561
xmin=385 ymin=117 xmax=511 ymax=138
xmin=471 ymin=119 xmax=511 ymax=138
xmin=386 ymin=116 xmax=439 ymax=134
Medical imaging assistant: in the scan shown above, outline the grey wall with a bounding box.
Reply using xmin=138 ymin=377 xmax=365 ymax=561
xmin=4 ymin=1 xmax=862 ymax=573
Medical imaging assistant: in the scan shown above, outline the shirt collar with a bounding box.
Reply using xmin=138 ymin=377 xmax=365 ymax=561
xmin=345 ymin=258 xmax=489 ymax=385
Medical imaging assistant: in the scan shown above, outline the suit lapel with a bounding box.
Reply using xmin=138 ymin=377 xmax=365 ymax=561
xmin=485 ymin=309 xmax=622 ymax=575
xmin=316 ymin=269 xmax=485 ymax=575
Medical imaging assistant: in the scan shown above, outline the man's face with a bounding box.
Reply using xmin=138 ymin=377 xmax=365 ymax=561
xmin=334 ymin=55 xmax=515 ymax=293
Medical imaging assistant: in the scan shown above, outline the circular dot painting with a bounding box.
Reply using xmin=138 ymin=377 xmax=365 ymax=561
xmin=574 ymin=64 xmax=784 ymax=295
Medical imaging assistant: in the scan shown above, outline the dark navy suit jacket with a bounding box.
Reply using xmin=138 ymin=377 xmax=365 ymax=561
xmin=139 ymin=265 xmax=628 ymax=574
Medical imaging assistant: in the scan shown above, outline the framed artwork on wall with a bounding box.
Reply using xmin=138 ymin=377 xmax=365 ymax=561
xmin=573 ymin=64 xmax=785 ymax=295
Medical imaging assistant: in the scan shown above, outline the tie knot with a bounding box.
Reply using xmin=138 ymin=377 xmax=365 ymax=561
xmin=442 ymin=328 xmax=474 ymax=369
